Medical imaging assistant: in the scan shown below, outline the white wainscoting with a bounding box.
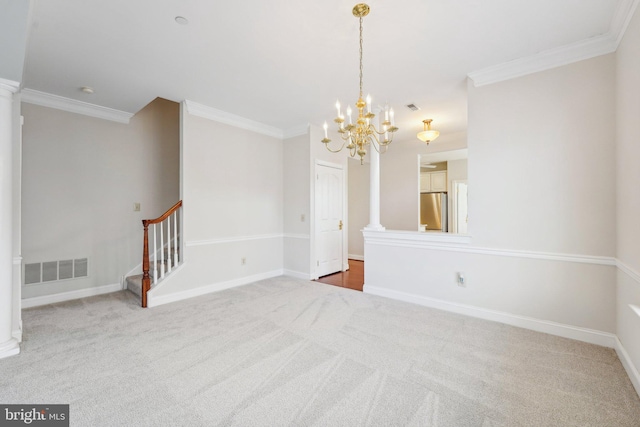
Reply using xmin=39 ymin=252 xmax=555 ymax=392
xmin=363 ymin=229 xmax=640 ymax=397
xmin=284 ymin=234 xmax=310 ymax=280
xmin=615 ymin=259 xmax=640 ymax=397
xmin=364 ymin=285 xmax=616 ymax=347
xmin=148 ymin=233 xmax=284 ymax=305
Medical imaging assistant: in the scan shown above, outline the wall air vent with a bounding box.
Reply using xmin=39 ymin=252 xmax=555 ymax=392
xmin=24 ymin=263 xmax=41 ymax=285
xmin=406 ymin=103 xmax=420 ymax=111
xmin=23 ymin=258 xmax=89 ymax=285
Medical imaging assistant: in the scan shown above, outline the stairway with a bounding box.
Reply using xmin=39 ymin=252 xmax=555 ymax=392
xmin=128 ymin=200 xmax=183 ymax=307
xmin=126 ymin=251 xmax=177 ymax=298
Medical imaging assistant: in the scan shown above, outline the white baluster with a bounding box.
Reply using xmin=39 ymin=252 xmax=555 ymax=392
xmin=160 ymin=221 xmax=165 ymax=278
xmin=173 ymin=210 xmax=179 ymax=266
xmin=153 ymin=224 xmax=157 ymax=285
xmin=166 ymin=216 xmax=172 ymax=273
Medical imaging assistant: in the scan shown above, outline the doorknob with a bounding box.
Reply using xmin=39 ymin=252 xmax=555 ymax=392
xmin=339 ymin=220 xmax=343 ymax=230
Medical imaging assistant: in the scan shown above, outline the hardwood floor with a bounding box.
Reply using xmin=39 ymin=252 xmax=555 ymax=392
xmin=315 ymin=260 xmax=364 ymax=291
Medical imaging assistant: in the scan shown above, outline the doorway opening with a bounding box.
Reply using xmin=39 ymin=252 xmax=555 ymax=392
xmin=315 ymin=260 xmax=363 ymax=291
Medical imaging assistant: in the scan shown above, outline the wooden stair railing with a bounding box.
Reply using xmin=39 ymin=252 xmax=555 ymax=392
xmin=141 ymin=200 xmax=183 ymax=307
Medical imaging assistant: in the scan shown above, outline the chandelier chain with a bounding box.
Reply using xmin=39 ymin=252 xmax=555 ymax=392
xmin=359 ymin=16 xmax=364 ymax=99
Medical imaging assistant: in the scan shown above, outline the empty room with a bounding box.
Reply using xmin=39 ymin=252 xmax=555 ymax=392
xmin=1 ymin=1 xmax=639 ymax=425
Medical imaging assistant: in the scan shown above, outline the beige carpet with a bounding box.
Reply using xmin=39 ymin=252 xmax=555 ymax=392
xmin=1 ymin=276 xmax=639 ymax=426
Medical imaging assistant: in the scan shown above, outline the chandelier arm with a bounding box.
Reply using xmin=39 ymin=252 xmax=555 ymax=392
xmin=323 ymin=139 xmax=347 ymax=153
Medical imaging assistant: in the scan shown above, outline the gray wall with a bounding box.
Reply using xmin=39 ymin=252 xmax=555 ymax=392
xmin=366 ymin=53 xmax=617 ymax=335
xmin=149 ymin=107 xmax=284 ymax=301
xmin=21 ymin=98 xmax=180 ymax=298
xmin=615 ymin=5 xmax=640 ymax=382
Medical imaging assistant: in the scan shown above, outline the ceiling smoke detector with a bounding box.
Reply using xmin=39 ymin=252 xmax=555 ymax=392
xmin=175 ymin=16 xmax=188 ymax=25
xmin=80 ymin=86 xmax=94 ymax=94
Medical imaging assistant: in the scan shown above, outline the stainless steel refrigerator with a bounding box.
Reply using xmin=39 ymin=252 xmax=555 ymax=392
xmin=420 ymin=192 xmax=447 ymax=232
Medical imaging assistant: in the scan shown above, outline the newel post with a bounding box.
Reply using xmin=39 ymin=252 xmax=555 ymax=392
xmin=141 ymin=220 xmax=150 ymax=308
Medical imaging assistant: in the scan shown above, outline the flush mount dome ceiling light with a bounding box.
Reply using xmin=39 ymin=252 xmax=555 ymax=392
xmin=417 ymin=119 xmax=439 ymax=144
xmin=80 ymin=86 xmax=94 ymax=94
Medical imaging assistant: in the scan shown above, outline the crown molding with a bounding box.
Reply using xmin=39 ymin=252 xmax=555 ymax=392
xmin=0 ymin=78 xmax=20 ymax=93
xmin=283 ymin=124 xmax=309 ymax=139
xmin=612 ymin=0 xmax=640 ymax=45
xmin=184 ymin=100 xmax=284 ymax=139
xmin=468 ymin=0 xmax=639 ymax=87
xmin=468 ymin=34 xmax=617 ymax=87
xmin=20 ymin=89 xmax=133 ymax=124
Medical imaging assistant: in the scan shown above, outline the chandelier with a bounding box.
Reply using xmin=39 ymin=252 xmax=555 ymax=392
xmin=321 ymin=3 xmax=398 ymax=165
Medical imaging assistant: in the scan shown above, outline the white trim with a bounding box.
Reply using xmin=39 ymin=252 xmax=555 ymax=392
xmin=315 ymin=159 xmax=344 ymax=170
xmin=611 ymin=0 xmax=640 ymax=46
xmin=21 ymin=89 xmax=133 ymax=123
xmin=0 ymin=339 xmax=20 ymax=360
xmin=186 ymin=233 xmax=282 ymax=247
xmin=348 ymin=254 xmax=364 ymax=261
xmin=630 ymin=305 xmax=640 ymax=318
xmin=13 ymin=256 xmax=22 ymax=265
xmin=184 ymin=100 xmax=283 ymax=139
xmin=615 ymin=336 xmax=640 ymax=398
xmin=283 ymin=233 xmax=310 ymax=240
xmin=364 ymin=285 xmax=616 ymax=348
xmin=0 ymin=78 xmax=20 ymax=93
xmin=12 ymin=321 xmax=22 ymax=343
xmin=363 ymin=230 xmax=615 ymax=266
xmin=283 ymin=269 xmax=311 ymax=280
xmin=283 ymin=124 xmax=309 ymax=139
xmin=468 ymin=0 xmax=640 ymax=87
xmin=147 ymin=269 xmax=283 ymax=307
xmin=617 ymin=259 xmax=640 ymax=283
xmin=22 ymin=283 xmax=121 ymax=308
xmin=468 ymin=34 xmax=617 ymax=87
xmin=365 ymin=229 xmax=472 ymax=245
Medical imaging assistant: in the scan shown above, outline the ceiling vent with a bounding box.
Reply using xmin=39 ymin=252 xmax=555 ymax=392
xmin=406 ymin=103 xmax=420 ymax=111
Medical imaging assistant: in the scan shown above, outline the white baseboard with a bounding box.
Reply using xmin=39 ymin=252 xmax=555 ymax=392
xmin=363 ymin=285 xmax=617 ymax=348
xmin=348 ymin=254 xmax=364 ymax=261
xmin=283 ymin=269 xmax=311 ymax=280
xmin=22 ymin=283 xmax=122 ymax=308
xmin=147 ymin=269 xmax=284 ymax=308
xmin=0 ymin=338 xmax=20 ymax=360
xmin=615 ymin=337 xmax=640 ymax=398
xmin=12 ymin=321 xmax=22 ymax=343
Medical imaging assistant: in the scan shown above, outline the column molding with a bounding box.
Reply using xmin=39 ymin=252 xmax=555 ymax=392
xmin=0 ymin=82 xmax=20 ymax=359
xmin=364 ymin=145 xmax=385 ymax=231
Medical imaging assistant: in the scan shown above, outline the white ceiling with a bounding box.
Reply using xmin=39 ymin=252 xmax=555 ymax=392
xmin=22 ymin=0 xmax=631 ymax=141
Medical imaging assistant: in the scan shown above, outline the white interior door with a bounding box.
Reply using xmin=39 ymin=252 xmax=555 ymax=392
xmin=315 ymin=163 xmax=344 ymax=277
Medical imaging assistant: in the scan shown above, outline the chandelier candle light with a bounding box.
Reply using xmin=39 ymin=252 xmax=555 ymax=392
xmin=321 ymin=3 xmax=398 ymax=165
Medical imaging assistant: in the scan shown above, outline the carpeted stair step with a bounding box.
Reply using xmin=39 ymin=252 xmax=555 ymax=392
xmin=125 ymin=259 xmax=179 ymax=297
xmin=126 ymin=274 xmax=143 ymax=297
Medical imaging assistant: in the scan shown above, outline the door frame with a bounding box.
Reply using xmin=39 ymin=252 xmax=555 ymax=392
xmin=451 ymin=179 xmax=468 ymax=234
xmin=311 ymin=160 xmax=347 ymax=280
